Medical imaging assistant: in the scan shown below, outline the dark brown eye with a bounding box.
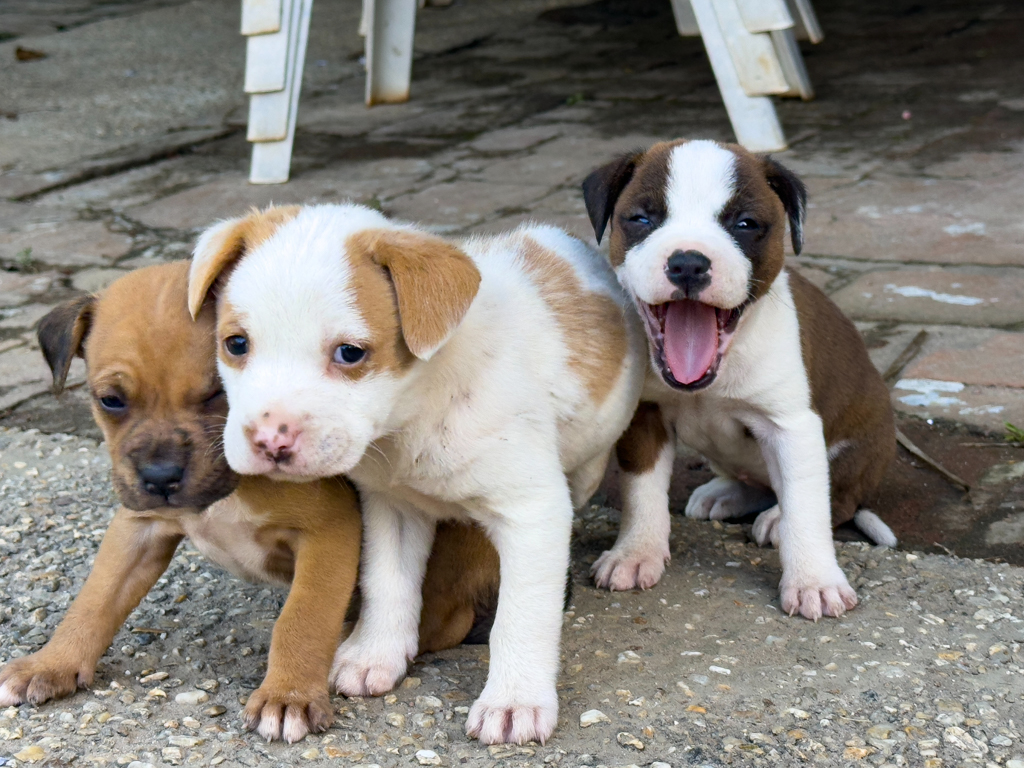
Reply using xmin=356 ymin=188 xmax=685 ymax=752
xmin=224 ymin=335 xmax=248 ymax=356
xmin=98 ymin=394 xmax=127 ymax=413
xmin=735 ymin=218 xmax=759 ymax=230
xmin=333 ymin=344 xmax=366 ymax=365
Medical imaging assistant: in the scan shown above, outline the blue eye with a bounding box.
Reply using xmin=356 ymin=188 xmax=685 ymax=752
xmin=99 ymin=394 xmax=126 ymax=412
xmin=629 ymin=214 xmax=652 ymax=226
xmin=333 ymin=344 xmax=366 ymax=365
xmin=224 ymin=335 xmax=248 ymax=356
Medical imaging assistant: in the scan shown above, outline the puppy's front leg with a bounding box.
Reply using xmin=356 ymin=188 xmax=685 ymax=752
xmin=467 ymin=475 xmax=572 ymax=745
xmin=244 ymin=510 xmax=360 ymax=743
xmin=592 ymin=403 xmax=674 ymax=591
xmin=332 ymin=493 xmax=435 ymax=697
xmin=757 ymin=411 xmax=857 ymax=620
xmin=0 ymin=508 xmax=183 ymax=706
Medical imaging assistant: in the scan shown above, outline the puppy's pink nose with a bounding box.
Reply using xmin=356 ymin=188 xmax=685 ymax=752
xmin=246 ymin=414 xmax=301 ymax=463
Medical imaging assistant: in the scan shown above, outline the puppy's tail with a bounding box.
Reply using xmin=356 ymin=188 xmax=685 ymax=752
xmin=854 ymin=509 xmax=897 ymax=548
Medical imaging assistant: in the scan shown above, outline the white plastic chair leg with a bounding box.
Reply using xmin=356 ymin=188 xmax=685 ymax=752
xmin=687 ymin=0 xmax=787 ymax=152
xmin=364 ymin=0 xmax=417 ymax=105
xmin=771 ymin=27 xmax=814 ymax=100
xmin=244 ymin=0 xmax=313 ymax=184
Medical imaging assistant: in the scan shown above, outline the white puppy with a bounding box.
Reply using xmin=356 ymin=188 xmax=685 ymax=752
xmin=187 ymin=204 xmax=647 ymax=745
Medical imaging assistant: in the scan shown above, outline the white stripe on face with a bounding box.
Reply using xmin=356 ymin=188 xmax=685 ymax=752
xmin=665 ymin=140 xmax=738 ymax=223
xmin=618 ymin=141 xmax=750 ymax=309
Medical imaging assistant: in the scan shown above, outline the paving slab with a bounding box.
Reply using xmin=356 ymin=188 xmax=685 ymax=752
xmin=906 ymin=332 xmax=1024 ymax=390
xmin=128 ymin=158 xmax=439 ymax=232
xmin=805 ymin=173 xmax=1024 ymax=266
xmin=0 ymin=221 xmax=133 ymax=268
xmin=0 ymin=271 xmax=57 ymax=308
xmin=831 ymin=269 xmax=1024 ymax=327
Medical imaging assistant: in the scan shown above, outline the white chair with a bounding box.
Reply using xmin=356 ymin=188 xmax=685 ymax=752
xmin=240 ymin=0 xmax=822 ymax=184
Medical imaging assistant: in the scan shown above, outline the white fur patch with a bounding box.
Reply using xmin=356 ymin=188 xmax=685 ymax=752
xmin=204 ymin=205 xmax=648 ymax=746
xmin=218 ymin=204 xmax=400 ymax=479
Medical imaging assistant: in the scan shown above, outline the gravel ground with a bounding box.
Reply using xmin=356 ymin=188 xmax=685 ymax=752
xmin=2 ymin=425 xmax=1024 ymax=768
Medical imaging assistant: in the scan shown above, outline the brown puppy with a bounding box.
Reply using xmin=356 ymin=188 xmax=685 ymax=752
xmin=0 ymin=262 xmax=498 ymax=743
xmin=581 ymin=139 xmax=895 ymax=620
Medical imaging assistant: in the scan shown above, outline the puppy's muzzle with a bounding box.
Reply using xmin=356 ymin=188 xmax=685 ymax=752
xmin=137 ymin=461 xmax=185 ymax=499
xmin=246 ymin=416 xmax=301 ymax=465
xmin=665 ymin=250 xmax=711 ymax=299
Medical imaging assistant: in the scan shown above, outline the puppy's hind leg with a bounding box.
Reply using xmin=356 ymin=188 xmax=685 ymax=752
xmin=686 ymin=477 xmax=776 ymax=521
xmin=592 ymin=403 xmax=673 ymax=591
xmin=332 ymin=493 xmax=435 ymax=698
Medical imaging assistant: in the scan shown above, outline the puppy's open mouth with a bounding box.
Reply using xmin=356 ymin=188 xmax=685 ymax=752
xmin=638 ymin=300 xmax=743 ymax=390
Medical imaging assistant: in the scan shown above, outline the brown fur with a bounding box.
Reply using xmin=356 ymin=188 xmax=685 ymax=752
xmin=788 ymin=268 xmax=896 ymax=526
xmin=518 ymin=235 xmax=628 ymax=404
xmin=0 ymin=262 xmax=499 ymax=741
xmin=346 ymin=229 xmax=481 ymax=360
xmin=418 ymin=522 xmax=501 ymax=653
xmin=339 ymin=237 xmax=417 ymax=378
xmin=615 ymin=401 xmax=670 ymax=474
xmin=187 ymin=206 xmax=301 ymax=319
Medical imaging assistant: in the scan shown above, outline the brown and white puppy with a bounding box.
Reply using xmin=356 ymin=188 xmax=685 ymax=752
xmin=187 ymin=204 xmax=647 ymax=745
xmin=0 ymin=262 xmax=499 ymax=743
xmin=583 ymin=139 xmax=896 ymax=621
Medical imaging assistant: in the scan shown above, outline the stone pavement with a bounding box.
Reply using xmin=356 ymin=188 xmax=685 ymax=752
xmin=3 ymin=0 xmax=1023 ymax=554
xmin=0 ymin=0 xmax=1023 ymax=763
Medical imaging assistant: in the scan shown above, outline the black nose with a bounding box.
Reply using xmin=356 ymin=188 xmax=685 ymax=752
xmin=665 ymin=250 xmax=712 ymax=296
xmin=138 ymin=461 xmax=185 ymax=498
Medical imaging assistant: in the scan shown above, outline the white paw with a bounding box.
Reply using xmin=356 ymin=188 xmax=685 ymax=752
xmin=330 ymin=637 xmax=410 ymax=697
xmin=752 ymin=505 xmax=781 ymax=547
xmin=466 ymin=689 xmax=558 ymax=745
xmin=685 ymin=477 xmax=771 ymax=521
xmin=591 ymin=541 xmax=669 ymax=591
xmin=779 ymin=565 xmax=858 ymax=621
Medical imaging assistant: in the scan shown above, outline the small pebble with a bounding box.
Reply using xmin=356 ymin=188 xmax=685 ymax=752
xmin=616 ymin=732 xmax=644 ymax=750
xmin=415 ymin=750 xmax=441 ymax=766
xmin=174 ymin=690 xmax=209 ymax=705
xmin=203 ymin=706 xmax=227 ymax=717
xmin=579 ymin=709 xmax=610 ymax=727
xmin=14 ymin=746 xmax=46 ymax=762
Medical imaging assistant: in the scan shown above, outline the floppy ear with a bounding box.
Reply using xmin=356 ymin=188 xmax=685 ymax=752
xmin=352 ymin=229 xmax=481 ymax=361
xmin=763 ymin=156 xmax=807 ymax=255
xmin=582 ymin=152 xmax=642 ymax=244
xmin=188 ymin=206 xmax=300 ymax=318
xmin=37 ymin=295 xmax=95 ymax=394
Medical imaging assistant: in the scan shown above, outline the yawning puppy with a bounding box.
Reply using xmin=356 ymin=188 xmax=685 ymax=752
xmin=188 ymin=204 xmax=647 ymax=745
xmin=583 ymin=139 xmax=896 ymax=620
xmin=0 ymin=262 xmax=499 ymax=743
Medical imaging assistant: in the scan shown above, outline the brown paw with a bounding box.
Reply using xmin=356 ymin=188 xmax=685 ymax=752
xmin=242 ymin=683 xmax=333 ymax=743
xmin=0 ymin=653 xmax=88 ymax=707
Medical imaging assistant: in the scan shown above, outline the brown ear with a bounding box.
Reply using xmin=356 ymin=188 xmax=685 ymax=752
xmin=351 ymin=229 xmax=481 ymax=360
xmin=37 ymin=295 xmax=95 ymax=394
xmin=188 ymin=205 xmax=300 ymax=318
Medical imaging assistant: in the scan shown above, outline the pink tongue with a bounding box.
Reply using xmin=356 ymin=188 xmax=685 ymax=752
xmin=663 ymin=300 xmax=719 ymax=385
